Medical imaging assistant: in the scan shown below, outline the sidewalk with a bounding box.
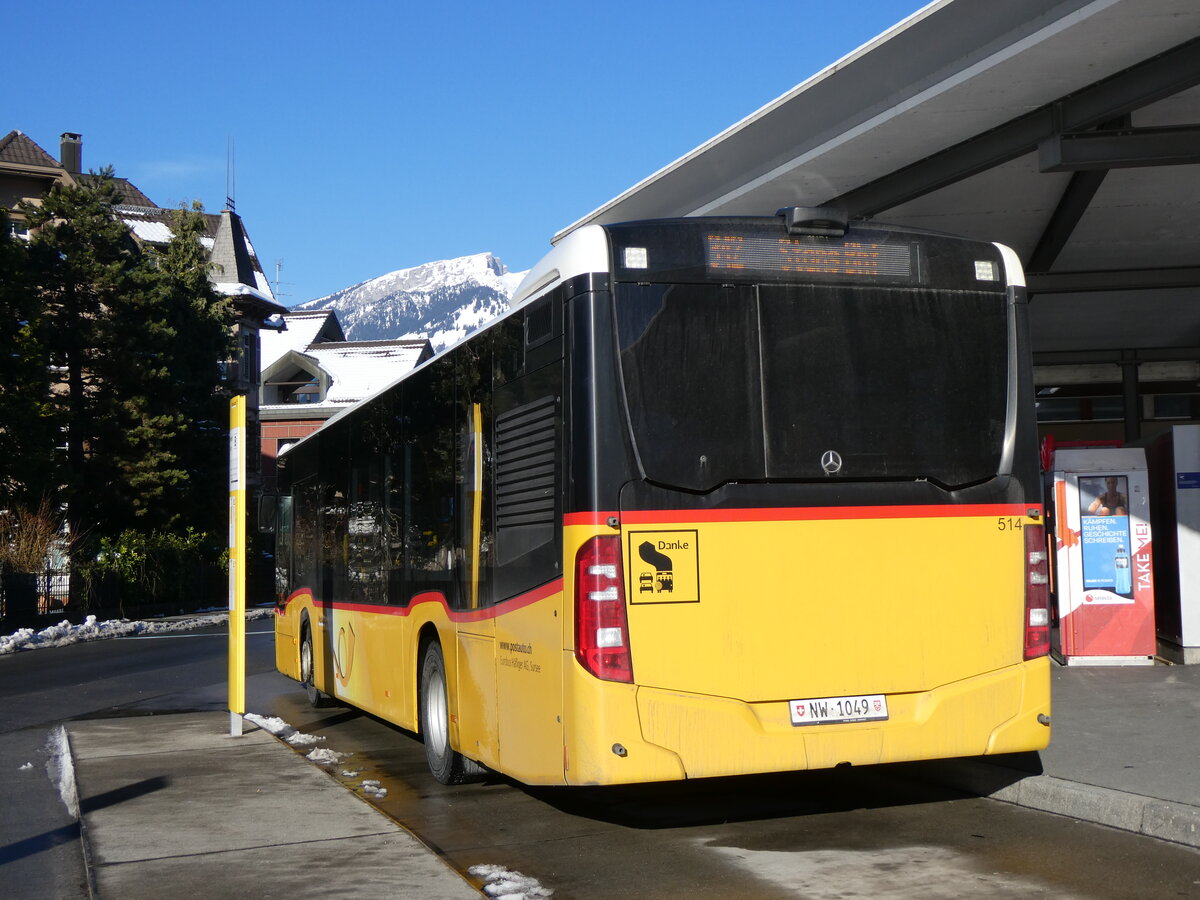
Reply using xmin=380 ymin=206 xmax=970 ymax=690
xmin=905 ymin=662 xmax=1200 ymax=849
xmin=63 ymin=662 xmax=1200 ymax=898
xmin=66 ymin=713 xmax=481 ymax=899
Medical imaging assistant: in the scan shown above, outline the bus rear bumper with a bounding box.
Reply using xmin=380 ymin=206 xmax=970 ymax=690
xmin=630 ymin=658 xmax=1051 ymax=779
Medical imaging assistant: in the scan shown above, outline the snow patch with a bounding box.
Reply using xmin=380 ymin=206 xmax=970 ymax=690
xmin=306 ymin=747 xmax=350 ymax=766
xmin=243 ymin=713 xmax=325 ymax=746
xmin=360 ymin=779 xmax=388 ymax=798
xmin=469 ymin=864 xmax=554 ymax=899
xmin=0 ymin=608 xmax=275 ymax=655
xmin=46 ymin=726 xmax=79 ymax=819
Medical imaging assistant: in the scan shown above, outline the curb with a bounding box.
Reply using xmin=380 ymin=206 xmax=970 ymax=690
xmin=910 ymin=758 xmax=1200 ymax=850
xmin=54 ymin=726 xmax=99 ymax=900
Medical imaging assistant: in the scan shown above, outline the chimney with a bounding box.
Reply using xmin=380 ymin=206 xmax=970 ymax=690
xmin=60 ymin=133 xmax=82 ymax=174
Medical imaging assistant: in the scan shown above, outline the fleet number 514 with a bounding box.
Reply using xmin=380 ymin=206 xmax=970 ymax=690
xmin=996 ymin=517 xmax=1024 ymax=531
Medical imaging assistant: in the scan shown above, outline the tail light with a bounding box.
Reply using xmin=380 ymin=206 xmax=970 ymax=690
xmin=574 ymin=535 xmax=633 ymax=683
xmin=1024 ymin=523 xmax=1050 ymax=659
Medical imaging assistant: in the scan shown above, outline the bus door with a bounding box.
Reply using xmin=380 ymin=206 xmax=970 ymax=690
xmin=454 ymin=392 xmax=499 ymax=771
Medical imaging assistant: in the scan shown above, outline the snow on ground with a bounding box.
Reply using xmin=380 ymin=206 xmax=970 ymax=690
xmin=46 ymin=725 xmax=79 ymax=819
xmin=360 ymin=779 xmax=388 ymax=799
xmin=242 ymin=713 xmax=326 ymax=747
xmin=306 ymin=747 xmax=351 ymax=765
xmin=469 ymin=864 xmax=555 ymax=899
xmin=0 ymin=607 xmax=274 ymax=656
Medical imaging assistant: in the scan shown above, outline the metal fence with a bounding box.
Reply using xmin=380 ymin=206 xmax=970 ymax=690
xmin=0 ymin=568 xmax=70 ymax=628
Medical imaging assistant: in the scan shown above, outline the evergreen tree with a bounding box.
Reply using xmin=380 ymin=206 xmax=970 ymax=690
xmin=0 ymin=210 xmax=55 ymax=507
xmin=15 ymin=173 xmax=234 ymax=572
xmin=20 ymin=171 xmax=140 ymax=543
xmin=144 ymin=202 xmax=235 ymax=537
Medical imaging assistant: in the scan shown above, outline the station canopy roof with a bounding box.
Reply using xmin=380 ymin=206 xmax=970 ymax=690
xmin=558 ymin=0 xmax=1200 ymax=362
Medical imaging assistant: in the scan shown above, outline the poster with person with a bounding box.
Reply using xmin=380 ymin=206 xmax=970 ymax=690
xmin=1077 ymin=475 xmax=1133 ymax=598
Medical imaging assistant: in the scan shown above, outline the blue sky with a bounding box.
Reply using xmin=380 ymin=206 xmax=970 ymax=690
xmin=8 ymin=0 xmax=928 ymax=305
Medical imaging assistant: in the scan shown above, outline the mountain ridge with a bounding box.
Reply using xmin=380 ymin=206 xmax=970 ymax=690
xmin=296 ymin=252 xmax=528 ymax=351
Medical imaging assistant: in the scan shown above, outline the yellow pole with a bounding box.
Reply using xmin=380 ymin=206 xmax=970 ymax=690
xmin=228 ymin=396 xmax=247 ymax=736
xmin=470 ymin=402 xmax=483 ymax=610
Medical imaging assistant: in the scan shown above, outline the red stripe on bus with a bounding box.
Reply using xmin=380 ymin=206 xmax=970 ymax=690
xmin=564 ymin=503 xmax=1037 ymax=526
xmin=280 ymin=579 xmax=564 ymax=621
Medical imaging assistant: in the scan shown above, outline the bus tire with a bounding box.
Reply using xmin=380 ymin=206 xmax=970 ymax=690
xmin=419 ymin=641 xmax=483 ymax=785
xmin=300 ymin=625 xmax=331 ymax=708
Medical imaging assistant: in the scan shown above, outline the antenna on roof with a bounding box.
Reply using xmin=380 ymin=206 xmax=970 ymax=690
xmin=225 ymin=137 xmax=236 ymax=212
xmin=273 ymin=258 xmax=292 ymax=301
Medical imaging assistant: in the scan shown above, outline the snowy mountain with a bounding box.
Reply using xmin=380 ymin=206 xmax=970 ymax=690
xmin=296 ymin=253 xmax=528 ymax=352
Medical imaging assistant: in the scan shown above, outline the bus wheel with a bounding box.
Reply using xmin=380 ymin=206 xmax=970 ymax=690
xmin=300 ymin=627 xmax=330 ymax=708
xmin=419 ymin=642 xmax=483 ymax=785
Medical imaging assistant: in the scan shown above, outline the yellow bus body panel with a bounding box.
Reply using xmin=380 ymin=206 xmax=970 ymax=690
xmin=493 ymin=589 xmax=565 ymax=785
xmin=276 ymin=585 xmax=568 ymax=784
xmin=557 ymin=512 xmax=1050 ymax=784
xmin=455 ymin=625 xmax=499 ymax=770
xmin=623 ymin=513 xmax=1027 ymax=699
xmin=558 ymin=638 xmax=1048 ymax=785
xmin=275 ymin=591 xmax=429 ymax=733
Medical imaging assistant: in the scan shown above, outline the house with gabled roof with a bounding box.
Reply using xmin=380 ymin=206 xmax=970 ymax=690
xmin=0 ymin=130 xmax=76 ymax=223
xmin=1 ymin=128 xmax=287 ymax=490
xmin=259 ymin=309 xmax=433 ymax=488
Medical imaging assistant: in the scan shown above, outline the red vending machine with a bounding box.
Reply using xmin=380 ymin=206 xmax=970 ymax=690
xmin=1051 ymin=448 xmax=1156 ymax=665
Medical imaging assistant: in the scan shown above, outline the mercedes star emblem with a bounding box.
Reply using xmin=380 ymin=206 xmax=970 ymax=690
xmin=820 ymin=450 xmax=843 ymax=476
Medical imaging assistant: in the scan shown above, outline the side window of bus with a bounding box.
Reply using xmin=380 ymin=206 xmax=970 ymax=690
xmin=274 ymin=494 xmax=293 ymax=603
xmin=347 ymin=409 xmax=386 ymax=605
xmin=292 ymin=476 xmax=319 ymax=593
xmin=524 ymin=295 xmax=561 ymax=370
xmin=380 ymin=393 xmax=408 ymax=605
xmin=319 ymin=440 xmax=349 ymax=603
xmin=493 ymin=313 xmax=524 ymax=385
xmin=402 ymin=366 xmax=459 ymax=604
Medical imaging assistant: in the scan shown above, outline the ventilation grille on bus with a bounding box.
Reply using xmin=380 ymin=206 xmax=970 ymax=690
xmin=495 ymin=395 xmax=558 ymax=528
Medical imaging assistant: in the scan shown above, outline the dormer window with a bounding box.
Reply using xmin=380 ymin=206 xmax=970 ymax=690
xmin=293 ymin=379 xmax=319 ymax=404
xmin=261 ymin=351 xmax=329 ymax=407
xmin=274 ymin=374 xmax=320 ymax=404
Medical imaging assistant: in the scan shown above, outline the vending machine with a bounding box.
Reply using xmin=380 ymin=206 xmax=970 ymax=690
xmin=1051 ymin=447 xmax=1156 ymax=665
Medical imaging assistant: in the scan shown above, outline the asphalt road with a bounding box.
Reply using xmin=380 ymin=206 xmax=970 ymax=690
xmin=3 ymin=621 xmax=1199 ymax=899
xmin=0 ymin=620 xmax=277 ymax=899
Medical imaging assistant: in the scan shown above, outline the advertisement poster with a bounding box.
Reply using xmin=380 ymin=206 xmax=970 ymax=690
xmin=1077 ymin=475 xmax=1133 ymax=602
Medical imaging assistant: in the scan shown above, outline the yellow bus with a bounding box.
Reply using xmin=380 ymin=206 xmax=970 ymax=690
xmin=270 ymin=208 xmax=1051 ymax=786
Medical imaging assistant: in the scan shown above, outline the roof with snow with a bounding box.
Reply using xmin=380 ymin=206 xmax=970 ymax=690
xmin=305 ymin=340 xmax=432 ymax=405
xmin=260 ymin=310 xmax=346 ymax=371
xmin=260 ymin=310 xmax=432 ymax=414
